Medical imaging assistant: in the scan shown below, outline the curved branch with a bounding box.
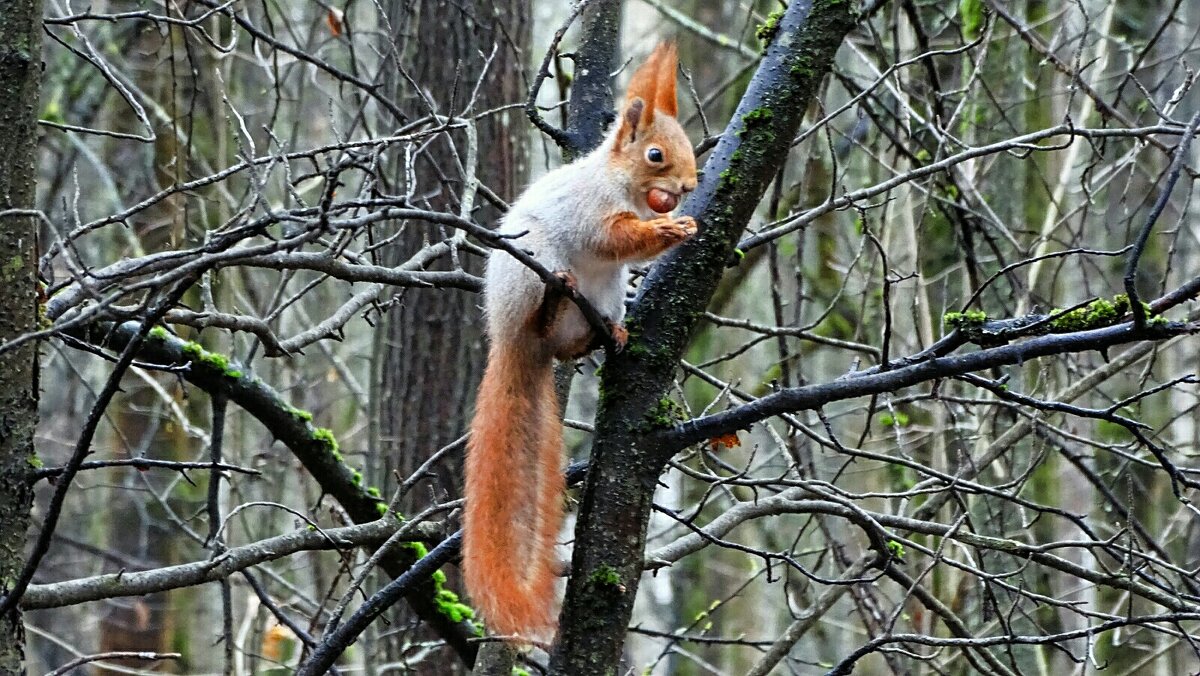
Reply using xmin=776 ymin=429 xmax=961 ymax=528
xmin=646 ymin=493 xmax=1200 ymax=615
xmin=825 ymin=613 xmax=1200 ymax=676
xmin=21 ymin=519 xmax=413 ymax=609
xmin=296 ymin=532 xmax=463 ymax=676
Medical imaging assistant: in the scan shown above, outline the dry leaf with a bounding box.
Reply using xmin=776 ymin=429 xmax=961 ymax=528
xmin=261 ymin=624 xmax=293 ymax=662
xmin=326 ymin=9 xmax=343 ymax=37
xmin=708 ymin=432 xmax=740 ymax=450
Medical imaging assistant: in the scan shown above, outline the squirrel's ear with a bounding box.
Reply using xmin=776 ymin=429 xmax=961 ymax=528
xmin=618 ymin=97 xmax=645 ymax=144
xmin=653 ymin=42 xmax=679 ymax=118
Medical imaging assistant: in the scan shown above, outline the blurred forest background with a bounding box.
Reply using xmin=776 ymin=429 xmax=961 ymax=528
xmin=4 ymin=0 xmax=1200 ymax=674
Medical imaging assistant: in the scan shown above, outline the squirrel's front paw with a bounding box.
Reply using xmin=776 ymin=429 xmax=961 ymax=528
xmin=656 ymin=215 xmax=698 ymax=244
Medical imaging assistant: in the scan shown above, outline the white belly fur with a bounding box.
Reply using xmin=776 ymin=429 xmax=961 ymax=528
xmin=551 ymin=261 xmax=627 ymax=350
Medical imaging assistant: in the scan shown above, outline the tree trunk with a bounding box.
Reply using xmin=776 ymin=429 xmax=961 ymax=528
xmin=374 ymin=0 xmax=530 ymax=509
xmin=549 ymin=1 xmax=855 ymax=672
xmin=371 ymin=1 xmax=530 ymax=671
xmin=0 ymin=0 xmax=45 ymax=671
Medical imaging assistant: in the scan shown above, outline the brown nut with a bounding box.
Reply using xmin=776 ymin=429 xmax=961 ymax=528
xmin=647 ymin=188 xmax=679 ymax=214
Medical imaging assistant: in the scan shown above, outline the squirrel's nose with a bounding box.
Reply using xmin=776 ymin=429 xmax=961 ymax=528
xmin=682 ymin=178 xmax=697 ymax=193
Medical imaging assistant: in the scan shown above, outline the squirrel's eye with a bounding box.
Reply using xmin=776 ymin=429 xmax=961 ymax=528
xmin=646 ymin=147 xmax=664 ymax=163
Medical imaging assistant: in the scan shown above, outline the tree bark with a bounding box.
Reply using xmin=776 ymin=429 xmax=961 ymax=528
xmin=374 ymin=0 xmax=530 ymax=511
xmin=0 ymin=0 xmax=44 ymax=671
xmin=371 ymin=3 xmax=530 ymax=670
xmin=561 ymin=0 xmax=623 ymax=159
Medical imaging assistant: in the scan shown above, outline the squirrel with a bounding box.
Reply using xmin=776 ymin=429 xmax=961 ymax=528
xmin=462 ymin=42 xmax=698 ymax=643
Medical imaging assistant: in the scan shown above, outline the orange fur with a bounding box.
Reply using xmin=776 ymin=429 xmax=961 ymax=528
xmin=595 ymin=211 xmax=697 ymax=260
xmin=652 ymin=43 xmax=678 ymax=117
xmin=621 ymin=42 xmax=678 ymax=132
xmin=464 ymin=340 xmax=564 ymax=642
xmin=610 ymin=43 xmax=697 ymax=208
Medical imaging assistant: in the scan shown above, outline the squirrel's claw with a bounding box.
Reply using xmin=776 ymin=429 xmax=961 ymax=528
xmin=552 ymin=270 xmax=579 ymax=297
xmin=655 ymin=215 xmax=698 ymax=245
xmin=608 ymin=321 xmax=629 ymax=352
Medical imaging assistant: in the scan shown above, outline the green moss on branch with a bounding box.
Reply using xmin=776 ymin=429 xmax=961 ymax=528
xmin=71 ymin=321 xmax=480 ymax=661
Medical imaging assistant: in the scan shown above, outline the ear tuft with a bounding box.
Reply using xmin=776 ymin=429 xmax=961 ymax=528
xmin=624 ymin=46 xmax=662 ymax=121
xmin=617 ymin=42 xmax=680 ymax=144
xmin=653 ymin=42 xmax=679 ymax=118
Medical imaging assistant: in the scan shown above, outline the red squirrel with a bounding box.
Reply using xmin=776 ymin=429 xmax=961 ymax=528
xmin=462 ymin=42 xmax=698 ymax=642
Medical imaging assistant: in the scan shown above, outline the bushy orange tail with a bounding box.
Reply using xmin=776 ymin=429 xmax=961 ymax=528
xmin=463 ymin=342 xmax=564 ymax=642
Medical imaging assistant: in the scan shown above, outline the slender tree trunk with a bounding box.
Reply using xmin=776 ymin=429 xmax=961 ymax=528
xmin=0 ymin=0 xmax=45 ymax=671
xmin=374 ymin=0 xmax=530 ymax=508
xmin=371 ymin=1 xmax=529 ymax=671
xmin=97 ymin=18 xmax=196 ymax=667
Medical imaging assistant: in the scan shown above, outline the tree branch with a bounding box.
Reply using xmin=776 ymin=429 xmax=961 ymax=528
xmin=659 ymin=312 xmax=1198 ymax=451
xmin=21 ymin=519 xmax=413 ymax=609
xmin=60 ymin=321 xmax=479 ymax=664
xmin=296 ymin=532 xmax=463 ymax=675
